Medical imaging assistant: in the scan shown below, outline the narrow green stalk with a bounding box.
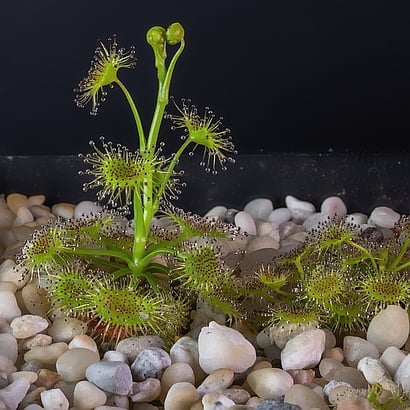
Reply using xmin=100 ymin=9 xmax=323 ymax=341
xmin=115 ymin=78 xmax=146 ymax=149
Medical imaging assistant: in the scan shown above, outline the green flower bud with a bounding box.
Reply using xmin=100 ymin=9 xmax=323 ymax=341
xmin=146 ymin=26 xmax=166 ymax=47
xmin=166 ymin=22 xmax=184 ymax=45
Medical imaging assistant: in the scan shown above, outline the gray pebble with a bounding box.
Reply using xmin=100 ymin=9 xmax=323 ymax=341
xmin=130 ymin=347 xmax=171 ymax=381
xmin=86 ymin=361 xmax=133 ymax=395
xmin=255 ymin=397 xmax=302 ymax=410
xmin=116 ymin=336 xmax=164 ymax=363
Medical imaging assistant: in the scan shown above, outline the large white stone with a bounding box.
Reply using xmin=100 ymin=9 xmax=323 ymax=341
xmin=281 ymin=329 xmax=326 ymax=370
xmin=198 ymin=321 xmax=256 ymax=374
xmin=366 ymin=305 xmax=410 ymax=353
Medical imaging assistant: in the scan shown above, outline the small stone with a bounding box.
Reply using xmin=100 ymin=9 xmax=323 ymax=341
xmin=0 ymin=378 xmax=31 ymax=410
xmin=234 ymin=211 xmax=257 ymax=235
xmin=8 ymin=371 xmax=38 ymax=384
xmin=24 ymin=342 xmax=68 ymax=366
xmin=204 ymin=205 xmax=227 ymax=220
xmin=7 ymin=193 xmax=28 ymax=214
xmin=319 ymin=358 xmax=345 ymax=380
xmin=343 ymin=336 xmax=380 ymax=368
xmin=0 ymin=333 xmax=18 ymax=362
xmin=56 ymin=347 xmax=100 ymax=382
xmin=74 ymin=201 xmax=103 ymax=219
xmin=169 ymin=335 xmax=206 ymax=383
xmin=247 ymin=368 xmax=293 ymax=399
xmin=284 ymin=384 xmax=329 ymax=410
xmin=13 ymin=206 xmax=34 ymax=226
xmin=130 ymin=347 xmax=171 ymax=381
xmin=163 ymin=381 xmax=199 ymax=410
xmin=102 ymin=350 xmax=127 ymax=362
xmin=86 ymin=361 xmax=133 ymax=395
xmin=220 ymin=387 xmax=250 ymax=405
xmin=320 ymin=196 xmax=347 ymax=217
xmin=160 ymin=362 xmax=195 ymax=403
xmin=21 ymin=284 xmax=50 ymax=316
xmin=0 ymin=355 xmax=17 ymax=375
xmin=51 ymin=203 xmax=76 ymax=220
xmin=335 ymin=396 xmax=372 ymax=410
xmin=281 ymin=329 xmax=326 ymax=370
xmin=246 ymin=235 xmax=280 ymax=252
xmin=130 ymin=378 xmax=161 ymax=402
xmin=40 ymin=388 xmax=69 ymax=410
xmin=331 ymin=367 xmax=368 ymax=389
xmin=346 ymin=212 xmax=368 ymax=225
xmin=73 ymin=380 xmax=107 ymax=409
xmin=198 ymin=321 xmax=256 ymax=374
xmin=10 ymin=314 xmax=49 ymax=339
xmin=116 ymin=335 xmax=164 ymax=363
xmin=47 ymin=317 xmax=88 ymax=343
xmin=197 ymin=368 xmax=234 ymax=396
xmin=366 ymin=305 xmax=410 ymax=353
xmin=0 ymin=290 xmax=21 ymax=321
xmin=36 ymin=368 xmax=61 ymax=389
xmin=285 ymin=195 xmax=316 ymax=223
xmin=0 ymin=259 xmax=28 ymax=289
xmin=68 ymin=334 xmax=99 ymax=353
xmin=267 ymin=207 xmax=292 ymax=225
xmin=255 ymin=398 xmax=301 ymax=410
xmin=357 ymin=357 xmax=389 ymax=384
xmin=202 ymin=391 xmax=235 ymax=409
xmin=243 ymin=198 xmax=274 ymax=221
xmin=19 ymin=333 xmax=52 ymax=350
xmin=380 ymin=346 xmax=406 ymax=377
xmin=393 ymin=353 xmax=410 ymax=394
xmin=368 ymin=206 xmax=401 ymax=229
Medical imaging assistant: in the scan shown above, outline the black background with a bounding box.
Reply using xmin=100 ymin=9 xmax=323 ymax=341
xmin=2 ymin=0 xmax=410 ymax=155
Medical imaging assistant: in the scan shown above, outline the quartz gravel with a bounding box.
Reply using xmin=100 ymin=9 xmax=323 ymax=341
xmin=0 ymin=192 xmax=409 ymax=409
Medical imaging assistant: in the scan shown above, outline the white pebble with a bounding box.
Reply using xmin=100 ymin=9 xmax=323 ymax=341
xmin=247 ymin=368 xmax=293 ymax=399
xmin=285 ymin=195 xmax=316 ymax=223
xmin=68 ymin=334 xmax=98 ymax=353
xmin=130 ymin=347 xmax=171 ymax=381
xmin=47 ymin=317 xmax=87 ymax=343
xmin=12 ymin=206 xmax=34 ymax=226
xmin=130 ymin=378 xmax=161 ymax=402
xmin=24 ymin=342 xmax=68 ymax=366
xmin=10 ymin=315 xmax=49 ymax=339
xmin=197 ymin=368 xmax=234 ymax=396
xmin=267 ymin=207 xmax=292 ymax=225
xmin=73 ymin=380 xmax=107 ymax=409
xmin=169 ymin=336 xmax=206 ymax=384
xmin=27 ymin=195 xmax=46 ymax=207
xmin=0 ymin=259 xmax=28 ymax=289
xmin=243 ymin=198 xmax=273 ymax=221
xmin=163 ymin=381 xmax=199 ymax=410
xmin=343 ymin=335 xmax=380 ymax=368
xmin=202 ymin=391 xmax=235 ymax=409
xmin=346 ymin=212 xmax=368 ymax=225
xmin=6 ymin=193 xmax=28 ymax=214
xmin=103 ymin=350 xmax=127 ymax=363
xmin=74 ymin=201 xmax=103 ymax=219
xmin=281 ymin=329 xmax=326 ymax=370
xmin=368 ymin=206 xmax=401 ymax=229
xmin=366 ymin=305 xmax=410 ymax=353
xmin=246 ymin=236 xmax=280 ymax=252
xmin=51 ymin=203 xmax=76 ymax=220
xmin=380 ymin=346 xmax=407 ymax=377
xmin=160 ymin=362 xmax=195 ymax=403
xmin=0 ymin=334 xmax=18 ymax=362
xmin=56 ymin=348 xmax=100 ymax=382
xmin=40 ymin=388 xmax=69 ymax=410
xmin=86 ymin=361 xmax=133 ymax=395
xmin=0 ymin=290 xmax=21 ymax=322
xmin=357 ymin=357 xmax=390 ymax=384
xmin=320 ymin=196 xmax=347 ymax=217
xmin=0 ymin=378 xmax=30 ymax=410
xmin=198 ymin=321 xmax=256 ymax=374
xmin=234 ymin=211 xmax=257 ymax=235
xmin=394 ymin=353 xmax=410 ymax=394
xmin=203 ymin=205 xmax=227 ymax=220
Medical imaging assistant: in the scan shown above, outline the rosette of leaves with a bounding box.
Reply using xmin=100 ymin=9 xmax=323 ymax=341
xmin=16 ymin=22 xmax=246 ymax=347
xmin=246 ymin=216 xmax=410 ymax=334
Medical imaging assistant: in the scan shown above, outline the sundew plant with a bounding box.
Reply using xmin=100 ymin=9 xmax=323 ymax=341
xmin=17 ymin=22 xmax=242 ymax=346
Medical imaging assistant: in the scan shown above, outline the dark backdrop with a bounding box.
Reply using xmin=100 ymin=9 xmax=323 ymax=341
xmin=2 ymin=0 xmax=410 ymax=155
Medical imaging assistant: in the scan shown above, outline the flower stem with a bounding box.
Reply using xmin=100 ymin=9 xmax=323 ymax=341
xmin=115 ymin=78 xmax=146 ymax=149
